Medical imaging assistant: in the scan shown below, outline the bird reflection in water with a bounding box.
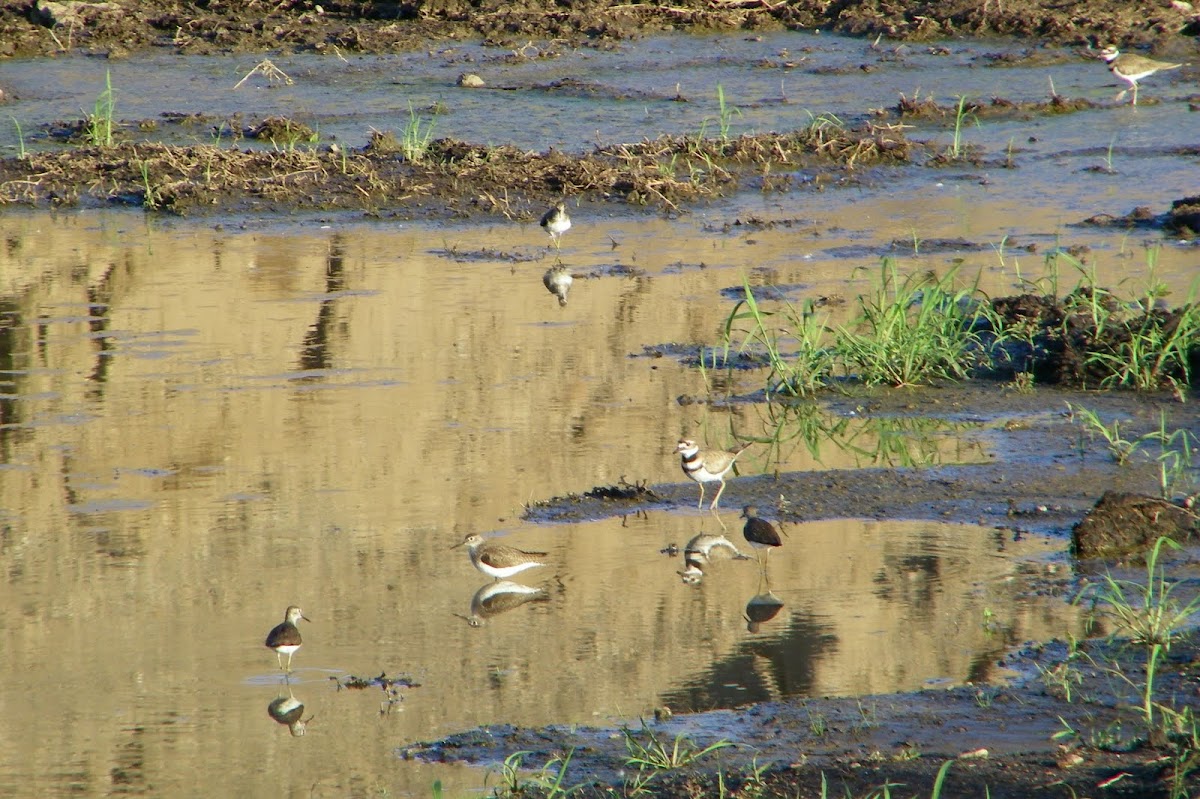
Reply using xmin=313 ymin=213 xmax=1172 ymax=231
xmin=744 ymin=573 xmax=786 ymax=633
xmin=677 ymin=530 xmax=749 ymax=584
xmin=458 ymin=580 xmax=550 ymax=627
xmin=267 ymin=685 xmax=312 ymax=737
xmin=542 ymin=264 xmax=573 ymax=307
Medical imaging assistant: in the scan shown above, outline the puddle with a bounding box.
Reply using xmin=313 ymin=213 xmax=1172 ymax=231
xmin=0 ymin=208 xmax=1111 ymax=798
xmin=0 ymin=30 xmax=1197 ymax=799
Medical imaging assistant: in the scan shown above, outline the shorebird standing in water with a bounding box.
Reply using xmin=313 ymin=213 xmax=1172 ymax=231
xmin=265 ymin=605 xmax=310 ymax=673
xmin=540 ymin=201 xmax=571 ymax=251
xmin=1100 ymin=46 xmax=1183 ymax=106
xmin=740 ymin=505 xmax=783 ymax=569
xmin=453 ymin=534 xmax=548 ymax=581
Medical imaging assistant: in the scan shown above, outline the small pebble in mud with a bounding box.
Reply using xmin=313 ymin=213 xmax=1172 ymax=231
xmin=457 ymin=73 xmax=485 ymax=88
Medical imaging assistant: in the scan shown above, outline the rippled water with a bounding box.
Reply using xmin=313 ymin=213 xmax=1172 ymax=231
xmin=0 ymin=29 xmax=1197 ymax=799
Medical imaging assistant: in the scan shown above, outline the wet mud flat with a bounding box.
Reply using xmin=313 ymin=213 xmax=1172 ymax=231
xmin=2 ymin=3 xmax=1199 ymax=798
xmin=442 ymin=383 xmax=1200 ymax=798
xmin=0 ymin=0 xmax=1196 ymax=57
xmin=404 ymin=636 xmax=1199 ymax=798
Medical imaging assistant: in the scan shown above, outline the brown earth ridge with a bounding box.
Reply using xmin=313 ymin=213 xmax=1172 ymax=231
xmin=0 ymin=0 xmax=1197 ymax=57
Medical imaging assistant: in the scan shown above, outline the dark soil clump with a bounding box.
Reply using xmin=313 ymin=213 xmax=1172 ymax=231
xmin=989 ymin=290 xmax=1199 ymax=390
xmin=1 ymin=1 xmax=1194 ymax=58
xmin=1072 ymin=491 xmax=1199 ymax=558
xmin=0 ymin=123 xmax=920 ymax=216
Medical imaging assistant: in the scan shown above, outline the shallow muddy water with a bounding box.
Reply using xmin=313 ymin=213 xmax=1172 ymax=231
xmin=1 ymin=30 xmax=1198 ymax=799
xmin=0 ymin=204 xmax=1184 ymax=799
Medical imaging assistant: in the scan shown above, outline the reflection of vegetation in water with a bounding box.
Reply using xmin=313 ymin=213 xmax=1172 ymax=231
xmin=748 ymin=401 xmax=986 ymax=471
xmin=721 ymin=274 xmax=835 ymax=398
xmin=1069 ymin=404 xmax=1199 ymax=503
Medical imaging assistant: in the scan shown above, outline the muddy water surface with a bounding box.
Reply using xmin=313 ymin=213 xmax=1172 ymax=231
xmin=1 ymin=29 xmax=1198 ymax=799
xmin=0 ymin=203 xmax=1184 ymax=798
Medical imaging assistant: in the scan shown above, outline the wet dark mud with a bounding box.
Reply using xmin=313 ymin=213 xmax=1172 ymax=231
xmin=3 ymin=4 xmax=1199 ymax=798
xmin=1 ymin=0 xmax=1195 ymax=58
xmin=1073 ymin=491 xmax=1198 ymax=559
xmin=1 ymin=0 xmax=1198 ymax=219
xmin=402 ymin=633 xmax=1200 ymax=798
xmin=515 ymin=382 xmax=1200 ymax=797
xmin=527 ymin=383 xmax=1198 ymax=530
xmin=0 ymin=121 xmax=913 ymax=216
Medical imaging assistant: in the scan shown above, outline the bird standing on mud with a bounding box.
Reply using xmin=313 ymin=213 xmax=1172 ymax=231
xmin=675 ymin=438 xmax=751 ymax=511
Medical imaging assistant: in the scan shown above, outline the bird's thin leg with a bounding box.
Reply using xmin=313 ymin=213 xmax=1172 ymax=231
xmin=696 ymin=484 xmax=705 ymax=510
xmin=276 ymin=652 xmax=285 ymax=671
xmin=709 ymin=480 xmax=726 ymax=511
xmin=285 ymin=652 xmax=294 ymax=673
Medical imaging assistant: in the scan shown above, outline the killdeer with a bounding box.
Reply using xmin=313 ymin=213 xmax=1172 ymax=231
xmin=741 ymin=505 xmax=783 ymax=565
xmin=674 ymin=438 xmax=751 ymax=511
xmin=677 ymin=531 xmax=747 ymax=583
xmin=542 ymin=264 xmax=573 ymax=307
xmin=453 ymin=533 xmax=548 ymax=580
xmin=265 ymin=605 xmax=310 ymax=673
xmin=1100 ymin=46 xmax=1182 ymax=106
xmin=540 ymin=201 xmax=571 ymax=250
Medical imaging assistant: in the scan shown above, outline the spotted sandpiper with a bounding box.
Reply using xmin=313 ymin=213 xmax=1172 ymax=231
xmin=265 ymin=605 xmax=310 ymax=672
xmin=1100 ymin=46 xmax=1182 ymax=106
xmin=268 ymin=688 xmax=310 ymax=736
xmin=542 ymin=264 xmax=573 ymax=307
xmin=741 ymin=506 xmax=783 ymax=567
xmin=453 ymin=534 xmax=548 ymax=580
xmin=674 ymin=438 xmax=751 ymax=511
xmin=540 ymin=201 xmax=571 ymax=250
xmin=462 ymin=580 xmax=549 ymax=626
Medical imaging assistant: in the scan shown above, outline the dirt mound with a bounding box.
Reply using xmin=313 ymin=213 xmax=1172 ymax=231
xmin=0 ymin=0 xmax=1195 ymax=58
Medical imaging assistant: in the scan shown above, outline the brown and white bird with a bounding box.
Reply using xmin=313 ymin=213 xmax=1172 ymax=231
xmin=540 ymin=201 xmax=571 ymax=250
xmin=265 ymin=605 xmax=310 ymax=673
xmin=453 ymin=533 xmax=548 ymax=581
xmin=1100 ymin=46 xmax=1183 ymax=106
xmin=740 ymin=505 xmax=783 ymax=566
xmin=542 ymin=264 xmax=573 ymax=306
xmin=677 ymin=531 xmax=747 ymax=583
xmin=674 ymin=438 xmax=750 ymax=511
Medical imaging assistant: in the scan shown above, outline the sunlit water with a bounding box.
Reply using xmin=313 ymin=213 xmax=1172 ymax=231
xmin=0 ymin=29 xmax=1197 ymax=799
